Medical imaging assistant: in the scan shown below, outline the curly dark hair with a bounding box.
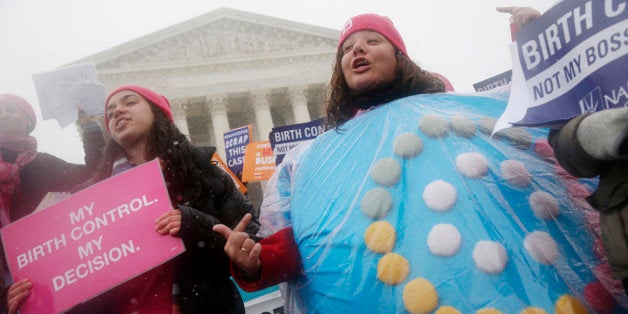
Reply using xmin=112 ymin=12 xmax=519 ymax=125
xmin=96 ymin=104 xmax=213 ymax=205
xmin=324 ymin=48 xmax=445 ymax=130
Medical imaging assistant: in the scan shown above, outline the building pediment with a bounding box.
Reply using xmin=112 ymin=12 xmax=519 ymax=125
xmin=75 ymin=8 xmax=339 ymax=72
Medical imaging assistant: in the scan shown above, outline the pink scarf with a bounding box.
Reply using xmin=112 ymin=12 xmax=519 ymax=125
xmin=0 ymin=134 xmax=37 ymax=226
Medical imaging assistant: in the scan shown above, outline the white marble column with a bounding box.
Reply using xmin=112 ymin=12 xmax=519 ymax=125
xmin=207 ymin=94 xmax=230 ymax=160
xmin=288 ymin=85 xmax=311 ymax=123
xmin=250 ymin=89 xmax=274 ymax=142
xmin=171 ymin=100 xmax=190 ymax=140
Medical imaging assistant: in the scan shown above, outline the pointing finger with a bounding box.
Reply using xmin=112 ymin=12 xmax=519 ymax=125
xmin=496 ymin=7 xmax=516 ymax=14
xmin=232 ymin=213 xmax=252 ymax=233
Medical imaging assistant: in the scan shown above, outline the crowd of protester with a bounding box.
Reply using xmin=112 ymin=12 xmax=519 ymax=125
xmin=1 ymin=4 xmax=626 ymax=314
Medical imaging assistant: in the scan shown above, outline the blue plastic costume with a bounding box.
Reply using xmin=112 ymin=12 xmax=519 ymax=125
xmin=257 ymin=93 xmax=626 ymax=313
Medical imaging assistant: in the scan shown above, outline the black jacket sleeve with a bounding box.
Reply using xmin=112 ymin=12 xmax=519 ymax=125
xmin=548 ymin=114 xmax=601 ymax=178
xmin=548 ymin=115 xmax=628 ymax=211
xmin=81 ymin=120 xmax=106 ymax=170
xmin=177 ymin=147 xmax=259 ymax=250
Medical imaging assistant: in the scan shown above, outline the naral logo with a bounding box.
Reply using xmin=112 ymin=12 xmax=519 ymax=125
xmin=603 ymin=82 xmax=628 ymax=109
xmin=578 ymin=87 xmax=601 ymax=114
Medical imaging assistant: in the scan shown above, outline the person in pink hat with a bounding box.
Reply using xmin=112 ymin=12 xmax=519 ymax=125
xmin=7 ymin=86 xmax=259 ymax=313
xmin=98 ymin=86 xmax=259 ymax=313
xmin=0 ymin=94 xmax=104 ymax=314
xmin=325 ymin=13 xmax=446 ymax=128
xmin=213 ymin=13 xmax=447 ymax=313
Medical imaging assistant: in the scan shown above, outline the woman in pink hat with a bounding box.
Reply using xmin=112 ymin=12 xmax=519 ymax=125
xmin=1 ymin=94 xmax=104 ymax=314
xmin=213 ymin=13 xmax=446 ymax=313
xmin=0 ymin=94 xmax=104 ymax=227
xmin=96 ymin=86 xmax=258 ymax=313
xmin=325 ymin=13 xmax=446 ymax=129
xmin=7 ymin=86 xmax=259 ymax=313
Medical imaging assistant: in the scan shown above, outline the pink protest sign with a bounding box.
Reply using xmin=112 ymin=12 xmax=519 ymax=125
xmin=0 ymin=159 xmax=185 ymax=313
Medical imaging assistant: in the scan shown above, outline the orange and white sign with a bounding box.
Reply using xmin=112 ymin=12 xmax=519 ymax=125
xmin=241 ymin=141 xmax=276 ymax=182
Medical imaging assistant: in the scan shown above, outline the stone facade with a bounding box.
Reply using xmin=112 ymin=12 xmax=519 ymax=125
xmin=72 ymin=8 xmax=339 ymax=206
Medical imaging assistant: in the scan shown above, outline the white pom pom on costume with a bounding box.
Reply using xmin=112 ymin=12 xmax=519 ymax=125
xmin=455 ymin=152 xmax=489 ymax=178
xmin=393 ymin=132 xmax=423 ymax=158
xmin=524 ymin=231 xmax=559 ymax=265
xmin=477 ymin=117 xmax=497 ymax=136
xmin=529 ymin=191 xmax=560 ymax=220
xmin=370 ymin=158 xmax=401 ymax=187
xmin=361 ymin=188 xmax=393 ymax=218
xmin=500 ymin=159 xmax=531 ymax=187
xmin=419 ymin=114 xmax=450 ymax=138
xmin=451 ymin=115 xmax=476 ymax=138
xmin=500 ymin=127 xmax=533 ymax=150
xmin=423 ymin=180 xmax=457 ymax=212
xmin=473 ymin=241 xmax=508 ymax=274
xmin=427 ymin=224 xmax=461 ymax=257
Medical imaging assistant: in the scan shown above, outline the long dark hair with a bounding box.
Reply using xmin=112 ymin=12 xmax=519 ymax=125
xmin=95 ymin=105 xmax=213 ymax=205
xmin=324 ymin=48 xmax=445 ymax=130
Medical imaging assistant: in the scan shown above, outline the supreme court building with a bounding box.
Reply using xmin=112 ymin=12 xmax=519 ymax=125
xmin=72 ymin=8 xmax=339 ymax=205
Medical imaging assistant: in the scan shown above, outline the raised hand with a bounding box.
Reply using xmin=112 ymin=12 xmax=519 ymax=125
xmin=213 ymin=213 xmax=261 ymax=277
xmin=497 ymin=7 xmax=541 ymax=28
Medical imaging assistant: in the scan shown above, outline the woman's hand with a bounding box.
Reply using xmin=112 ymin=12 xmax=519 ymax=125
xmin=155 ymin=209 xmax=182 ymax=236
xmin=7 ymin=279 xmax=32 ymax=314
xmin=213 ymin=213 xmax=262 ymax=277
xmin=496 ymin=7 xmax=541 ymax=28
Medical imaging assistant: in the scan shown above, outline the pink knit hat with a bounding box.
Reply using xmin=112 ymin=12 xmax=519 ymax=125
xmin=0 ymin=94 xmax=37 ymax=133
xmin=338 ymin=13 xmax=408 ymax=57
xmin=104 ymin=85 xmax=173 ymax=132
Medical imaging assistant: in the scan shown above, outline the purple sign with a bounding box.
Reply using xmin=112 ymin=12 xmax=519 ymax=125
xmin=223 ymin=125 xmax=251 ymax=179
xmin=269 ymin=119 xmax=324 ymax=165
xmin=511 ymin=0 xmax=627 ymax=126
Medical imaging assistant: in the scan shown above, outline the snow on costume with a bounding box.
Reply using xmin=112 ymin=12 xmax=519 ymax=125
xmin=241 ymin=93 xmax=628 ymax=313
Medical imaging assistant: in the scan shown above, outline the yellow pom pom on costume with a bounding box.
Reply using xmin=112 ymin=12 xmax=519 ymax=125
xmin=435 ymin=306 xmax=461 ymax=314
xmin=402 ymin=278 xmax=438 ymax=314
xmin=377 ymin=253 xmax=409 ymax=285
xmin=520 ymin=307 xmax=547 ymax=314
xmin=364 ymin=221 xmax=396 ymax=253
xmin=476 ymin=309 xmax=503 ymax=314
xmin=555 ymin=295 xmax=589 ymax=314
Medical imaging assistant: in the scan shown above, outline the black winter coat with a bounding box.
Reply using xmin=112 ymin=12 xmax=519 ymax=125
xmin=8 ymin=123 xmax=105 ymax=221
xmin=174 ymin=146 xmax=259 ymax=313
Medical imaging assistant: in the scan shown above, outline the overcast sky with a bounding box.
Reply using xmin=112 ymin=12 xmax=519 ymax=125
xmin=0 ymin=0 xmax=553 ymax=163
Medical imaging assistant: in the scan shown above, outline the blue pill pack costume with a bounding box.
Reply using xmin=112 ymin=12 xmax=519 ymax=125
xmin=259 ymin=93 xmax=627 ymax=313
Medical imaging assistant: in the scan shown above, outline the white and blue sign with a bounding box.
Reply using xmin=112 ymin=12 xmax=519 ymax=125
xmin=224 ymin=125 xmax=251 ymax=178
xmin=269 ymin=119 xmax=324 ymax=165
xmin=473 ymin=70 xmax=512 ymax=92
xmin=508 ymin=0 xmax=627 ymax=127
